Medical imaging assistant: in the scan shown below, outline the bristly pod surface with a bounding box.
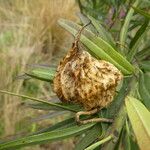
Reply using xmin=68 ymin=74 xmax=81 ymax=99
xmin=53 ymin=28 xmax=123 ymax=110
xmin=58 ymin=19 xmax=135 ymax=75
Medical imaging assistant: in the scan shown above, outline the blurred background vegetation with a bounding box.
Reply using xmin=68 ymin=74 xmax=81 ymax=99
xmin=0 ymin=0 xmax=78 ymax=149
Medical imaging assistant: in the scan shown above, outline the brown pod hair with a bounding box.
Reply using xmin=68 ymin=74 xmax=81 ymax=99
xmin=53 ymin=23 xmax=123 ymax=111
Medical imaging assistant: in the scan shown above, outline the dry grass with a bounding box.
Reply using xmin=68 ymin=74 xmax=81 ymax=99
xmin=0 ymin=0 xmax=78 ymax=149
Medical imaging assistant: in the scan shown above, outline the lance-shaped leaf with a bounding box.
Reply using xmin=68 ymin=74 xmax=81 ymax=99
xmin=101 ymin=105 xmax=127 ymax=150
xmin=85 ymin=135 xmax=113 ymax=150
xmin=87 ymin=15 xmax=115 ymax=47
xmin=58 ymin=19 xmax=134 ymax=75
xmin=138 ymin=72 xmax=150 ymax=109
xmin=120 ymin=0 xmax=140 ymax=52
xmin=128 ymin=19 xmax=149 ymax=61
xmin=136 ymin=46 xmax=150 ymax=61
xmin=132 ymin=6 xmax=150 ymax=19
xmin=26 ymin=67 xmax=56 ymax=82
xmin=34 ymin=117 xmax=75 ymax=134
xmin=74 ymin=124 xmax=101 ymax=150
xmin=125 ymin=96 xmax=150 ymax=150
xmin=0 ymin=123 xmax=95 ymax=150
xmin=139 ymin=61 xmax=150 ymax=72
xmin=77 ymin=13 xmax=97 ymax=34
xmin=0 ymin=90 xmax=78 ymax=112
xmin=28 ymin=101 xmax=82 ymax=112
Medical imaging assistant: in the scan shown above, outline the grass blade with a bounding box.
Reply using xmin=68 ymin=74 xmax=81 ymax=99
xmin=0 ymin=123 xmax=95 ymax=150
xmin=125 ymin=96 xmax=150 ymax=150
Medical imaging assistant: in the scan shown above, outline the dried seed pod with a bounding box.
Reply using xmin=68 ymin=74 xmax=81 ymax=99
xmin=53 ymin=42 xmax=123 ymax=111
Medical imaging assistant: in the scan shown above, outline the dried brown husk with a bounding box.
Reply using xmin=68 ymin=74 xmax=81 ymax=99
xmin=54 ymin=41 xmax=123 ymax=111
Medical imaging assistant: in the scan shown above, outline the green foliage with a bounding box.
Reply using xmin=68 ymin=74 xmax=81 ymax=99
xmin=26 ymin=67 xmax=56 ymax=82
xmin=132 ymin=6 xmax=150 ymax=19
xmin=0 ymin=0 xmax=150 ymax=150
xmin=125 ymin=97 xmax=150 ymax=150
xmin=74 ymin=124 xmax=101 ymax=150
xmin=138 ymin=72 xmax=150 ymax=109
xmin=0 ymin=123 xmax=94 ymax=150
xmin=58 ymin=19 xmax=134 ymax=75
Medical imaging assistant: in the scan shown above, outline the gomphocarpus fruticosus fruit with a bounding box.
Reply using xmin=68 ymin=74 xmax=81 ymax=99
xmin=53 ymin=23 xmax=123 ymax=124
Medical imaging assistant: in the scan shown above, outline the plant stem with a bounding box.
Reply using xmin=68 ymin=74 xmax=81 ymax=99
xmin=101 ymin=77 xmax=133 ymax=150
xmin=101 ymin=105 xmax=127 ymax=150
xmin=85 ymin=135 xmax=113 ymax=150
xmin=0 ymin=90 xmax=77 ymax=112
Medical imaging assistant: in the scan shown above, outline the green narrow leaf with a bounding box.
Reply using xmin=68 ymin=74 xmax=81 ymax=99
xmin=114 ymin=126 xmax=125 ymax=150
xmin=85 ymin=135 xmax=113 ymax=150
xmin=101 ymin=105 xmax=127 ymax=150
xmin=77 ymin=13 xmax=97 ymax=33
xmin=120 ymin=0 xmax=140 ymax=52
xmin=139 ymin=61 xmax=150 ymax=72
xmin=128 ymin=19 xmax=149 ymax=61
xmin=124 ymin=120 xmax=131 ymax=150
xmin=58 ymin=19 xmax=134 ymax=75
xmin=105 ymin=77 xmax=132 ymax=119
xmin=138 ymin=72 xmax=150 ymax=109
xmin=87 ymin=15 xmax=115 ymax=47
xmin=132 ymin=6 xmax=150 ymax=19
xmin=144 ymin=73 xmax=150 ymax=92
xmin=129 ymin=20 xmax=149 ymax=49
xmin=0 ymin=123 xmax=95 ymax=150
xmin=125 ymin=96 xmax=150 ymax=150
xmin=28 ymin=101 xmax=82 ymax=112
xmin=26 ymin=67 xmax=56 ymax=82
xmin=34 ymin=117 xmax=75 ymax=134
xmin=0 ymin=90 xmax=78 ymax=112
xmin=74 ymin=124 xmax=101 ymax=150
xmin=136 ymin=46 xmax=150 ymax=60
